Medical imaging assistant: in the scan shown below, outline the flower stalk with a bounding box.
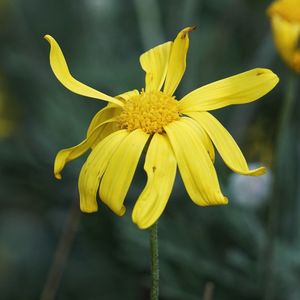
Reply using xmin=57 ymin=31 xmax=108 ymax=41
xmin=150 ymin=222 xmax=159 ymax=300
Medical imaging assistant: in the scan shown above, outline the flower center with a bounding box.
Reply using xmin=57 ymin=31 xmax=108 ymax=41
xmin=118 ymin=91 xmax=180 ymax=134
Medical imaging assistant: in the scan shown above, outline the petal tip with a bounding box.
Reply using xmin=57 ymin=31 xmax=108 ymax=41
xmin=223 ymin=196 xmax=229 ymax=205
xmin=181 ymin=26 xmax=197 ymax=38
xmin=54 ymin=173 xmax=62 ymax=180
xmin=80 ymin=206 xmax=98 ymax=213
xmin=44 ymin=34 xmax=52 ymax=43
xmin=137 ymin=223 xmax=150 ymax=230
xmin=116 ymin=205 xmax=126 ymax=216
xmin=251 ymin=166 xmax=267 ymax=176
xmin=133 ymin=218 xmax=152 ymax=230
xmin=254 ymin=68 xmax=280 ymax=84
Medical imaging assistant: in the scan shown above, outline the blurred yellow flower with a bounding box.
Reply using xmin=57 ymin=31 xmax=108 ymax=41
xmin=45 ymin=27 xmax=278 ymax=229
xmin=268 ymin=0 xmax=300 ymax=73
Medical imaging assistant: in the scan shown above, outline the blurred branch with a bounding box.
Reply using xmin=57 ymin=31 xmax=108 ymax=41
xmin=40 ymin=200 xmax=80 ymax=300
xmin=263 ymin=73 xmax=298 ymax=300
xmin=203 ymin=282 xmax=214 ymax=300
xmin=133 ymin=0 xmax=164 ymax=49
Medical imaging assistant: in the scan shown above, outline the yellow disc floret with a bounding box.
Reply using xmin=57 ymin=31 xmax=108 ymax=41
xmin=118 ymin=91 xmax=180 ymax=134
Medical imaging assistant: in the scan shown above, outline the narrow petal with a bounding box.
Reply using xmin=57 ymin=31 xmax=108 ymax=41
xmin=78 ymin=130 xmax=129 ymax=212
xmin=164 ymin=118 xmax=228 ymax=206
xmin=179 ymin=68 xmax=279 ymax=112
xmin=187 ymin=112 xmax=266 ymax=176
xmin=54 ymin=117 xmax=117 ymax=180
xmin=132 ymin=133 xmax=176 ymax=229
xmin=163 ymin=27 xmax=196 ymax=96
xmin=140 ymin=42 xmax=172 ymax=92
xmin=44 ymin=35 xmax=123 ymax=107
xmin=100 ymin=129 xmax=149 ymax=215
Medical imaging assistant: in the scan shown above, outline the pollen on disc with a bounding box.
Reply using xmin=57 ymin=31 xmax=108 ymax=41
xmin=118 ymin=91 xmax=180 ymax=134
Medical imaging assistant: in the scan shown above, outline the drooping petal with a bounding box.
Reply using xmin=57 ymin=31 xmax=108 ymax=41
xmin=100 ymin=129 xmax=149 ymax=215
xmin=44 ymin=35 xmax=123 ymax=107
xmin=187 ymin=112 xmax=266 ymax=176
xmin=179 ymin=68 xmax=279 ymax=112
xmin=78 ymin=130 xmax=129 ymax=212
xmin=140 ymin=42 xmax=172 ymax=92
xmin=54 ymin=117 xmax=117 ymax=180
xmin=132 ymin=133 xmax=176 ymax=229
xmin=164 ymin=117 xmax=228 ymax=206
xmin=163 ymin=27 xmax=196 ymax=96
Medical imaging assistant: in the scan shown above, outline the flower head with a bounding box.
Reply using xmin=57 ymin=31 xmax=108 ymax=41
xmin=45 ymin=27 xmax=279 ymax=229
xmin=267 ymin=0 xmax=300 ymax=73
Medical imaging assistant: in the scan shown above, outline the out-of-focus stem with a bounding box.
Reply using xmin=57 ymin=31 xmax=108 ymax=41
xmin=40 ymin=200 xmax=80 ymax=300
xmin=133 ymin=0 xmax=164 ymax=49
xmin=263 ymin=73 xmax=297 ymax=300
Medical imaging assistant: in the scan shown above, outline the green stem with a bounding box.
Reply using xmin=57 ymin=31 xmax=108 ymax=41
xmin=263 ymin=73 xmax=297 ymax=300
xmin=40 ymin=200 xmax=80 ymax=300
xmin=150 ymin=222 xmax=159 ymax=300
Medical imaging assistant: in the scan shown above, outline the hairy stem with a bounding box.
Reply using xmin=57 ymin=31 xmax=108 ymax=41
xmin=150 ymin=222 xmax=159 ymax=300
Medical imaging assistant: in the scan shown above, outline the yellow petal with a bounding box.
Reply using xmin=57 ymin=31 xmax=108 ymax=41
xmin=164 ymin=117 xmax=228 ymax=206
xmin=186 ymin=116 xmax=215 ymax=163
xmin=163 ymin=27 xmax=196 ymax=96
xmin=87 ymin=105 xmax=121 ymax=137
xmin=179 ymin=68 xmax=279 ymax=112
xmin=132 ymin=133 xmax=176 ymax=229
xmin=100 ymin=129 xmax=149 ymax=215
xmin=78 ymin=130 xmax=129 ymax=212
xmin=44 ymin=35 xmax=123 ymax=107
xmin=54 ymin=117 xmax=117 ymax=180
xmin=140 ymin=41 xmax=172 ymax=92
xmin=187 ymin=112 xmax=266 ymax=176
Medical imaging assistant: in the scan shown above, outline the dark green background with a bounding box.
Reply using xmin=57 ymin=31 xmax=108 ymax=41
xmin=1 ymin=0 xmax=300 ymax=299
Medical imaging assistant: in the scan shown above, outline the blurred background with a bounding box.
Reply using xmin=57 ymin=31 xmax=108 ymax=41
xmin=0 ymin=0 xmax=299 ymax=299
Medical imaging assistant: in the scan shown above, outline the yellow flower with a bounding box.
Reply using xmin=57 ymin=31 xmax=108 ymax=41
xmin=267 ymin=0 xmax=300 ymax=73
xmin=45 ymin=27 xmax=279 ymax=229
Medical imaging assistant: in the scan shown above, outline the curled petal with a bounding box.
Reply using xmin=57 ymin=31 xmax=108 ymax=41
xmin=132 ymin=133 xmax=176 ymax=229
xmin=44 ymin=35 xmax=123 ymax=106
xmin=179 ymin=68 xmax=279 ymax=112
